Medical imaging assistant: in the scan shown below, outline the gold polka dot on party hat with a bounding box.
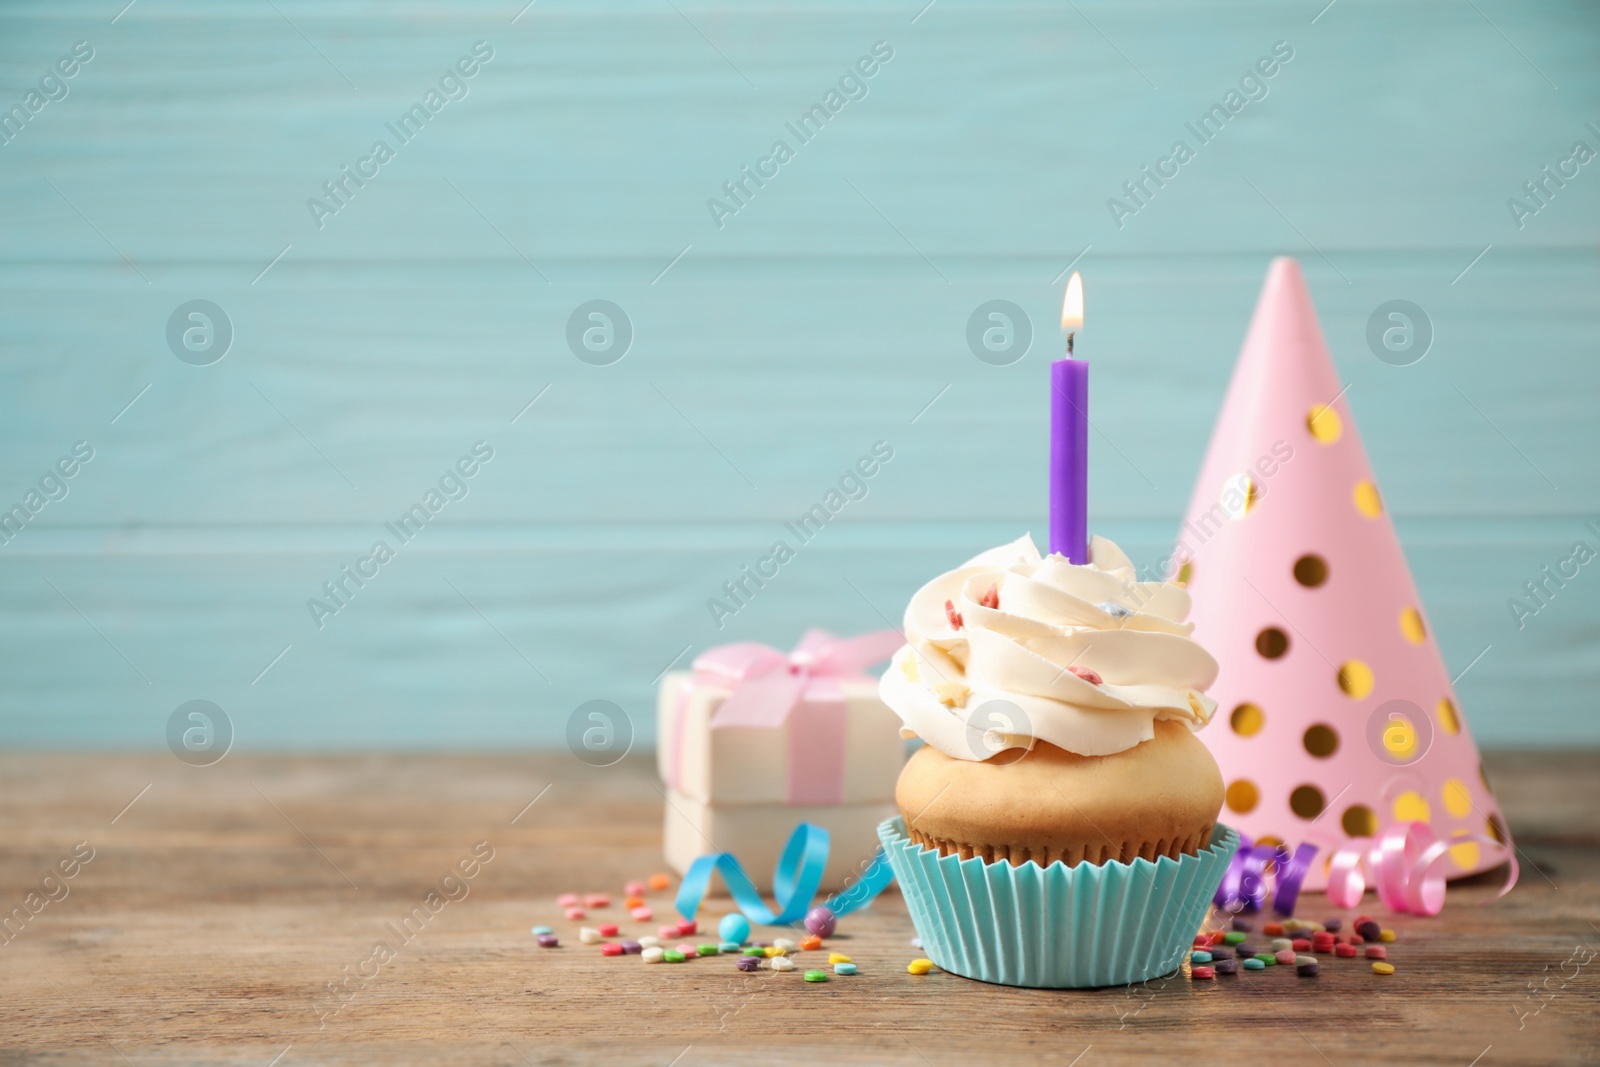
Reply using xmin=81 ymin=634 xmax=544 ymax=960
xmin=1337 ymin=660 xmax=1374 ymax=699
xmin=1392 ymin=791 xmax=1430 ymax=823
xmin=1230 ymin=703 xmax=1265 ymax=737
xmin=1225 ymin=779 xmax=1260 ymax=814
xmin=1353 ymin=480 xmax=1383 ymax=518
xmin=1400 ymin=607 xmax=1426 ymax=644
xmin=1442 ymin=778 xmax=1473 ymax=818
xmin=1293 ymin=554 xmax=1328 ymax=587
xmin=1289 ymin=785 xmax=1325 ymax=820
xmin=1450 ymin=835 xmax=1480 ymax=870
xmin=1437 ymin=696 xmax=1460 ymax=735
xmin=1342 ymin=804 xmax=1379 ymax=837
xmin=1303 ymin=723 xmax=1339 ymax=758
xmin=1307 ymin=404 xmax=1343 ymax=444
xmin=1256 ymin=627 xmax=1290 ymax=659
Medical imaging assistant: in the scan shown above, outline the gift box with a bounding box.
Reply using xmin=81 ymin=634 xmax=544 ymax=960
xmin=663 ymin=790 xmax=896 ymax=892
xmin=656 ymin=628 xmax=906 ymax=884
xmin=656 ymin=629 xmax=906 ymax=807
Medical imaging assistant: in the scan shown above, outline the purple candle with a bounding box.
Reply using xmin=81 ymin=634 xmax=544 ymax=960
xmin=1049 ymin=272 xmax=1089 ymax=563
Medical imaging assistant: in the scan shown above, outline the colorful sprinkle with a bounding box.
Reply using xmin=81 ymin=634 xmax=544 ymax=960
xmin=944 ymin=600 xmax=964 ymax=629
xmin=600 ymin=943 xmax=624 ymax=957
xmin=632 ymin=907 xmax=653 ymax=921
xmin=1262 ymin=922 xmax=1285 ymax=937
xmin=828 ymin=953 xmax=852 ymax=965
xmin=696 ymin=944 xmax=719 ymax=956
xmin=736 ymin=956 xmax=761 ymax=972
xmin=800 ymin=935 xmax=823 ymax=951
xmin=1214 ymin=958 xmax=1240 ymax=975
xmin=908 ymin=958 xmax=934 ymax=975
xmin=536 ymin=934 xmax=558 ymax=948
xmin=663 ymin=949 xmax=686 ymax=963
xmin=1335 ymin=943 xmax=1358 ymax=958
xmin=719 ymin=914 xmax=752 ymax=945
xmin=676 ymin=919 xmax=697 ymax=936
xmin=1232 ymin=917 xmax=1254 ymax=932
xmin=1242 ymin=958 xmax=1266 ymax=971
xmin=1365 ymin=945 xmax=1388 ymax=960
xmin=1274 ymin=949 xmax=1296 ymax=966
xmin=773 ymin=938 xmax=797 ymax=953
xmin=675 ymin=944 xmax=698 ymax=959
xmin=530 ymin=925 xmax=553 ymax=936
xmin=598 ymin=923 xmax=619 ymax=937
xmin=1270 ymin=938 xmax=1293 ymax=952
xmin=805 ymin=906 xmax=838 ymax=938
xmin=771 ymin=956 xmax=796 ymax=972
xmin=804 ymin=969 xmax=829 ymax=982
xmin=1322 ymin=919 xmax=1342 ymax=932
xmin=620 ymin=941 xmax=642 ymax=955
xmin=718 ymin=941 xmax=741 ymax=954
xmin=1223 ymin=932 xmax=1247 ymax=945
xmin=1292 ymin=938 xmax=1312 ymax=952
xmin=584 ymin=894 xmax=611 ymax=909
xmin=578 ymin=928 xmax=602 ymax=945
xmin=565 ymin=908 xmax=585 ymax=920
xmin=1356 ymin=918 xmax=1382 ymax=942
xmin=648 ymin=873 xmax=671 ymax=891
xmin=624 ymin=896 xmax=645 ymax=909
xmin=557 ymin=893 xmax=578 ymax=907
xmin=1372 ymin=962 xmax=1395 ymax=975
xmin=1379 ymin=928 xmax=1397 ymax=943
xmin=624 ymin=880 xmax=647 ymax=897
xmin=1297 ymin=960 xmax=1321 ymax=977
xmin=833 ymin=962 xmax=857 ymax=976
xmin=978 ymin=584 xmax=999 ymax=609
xmin=1236 ymin=942 xmax=1258 ymax=958
xmin=638 ymin=936 xmax=661 ymax=949
xmin=911 ymin=937 xmax=922 ymax=949
xmin=1209 ymin=947 xmax=1235 ymax=960
xmin=1254 ymin=953 xmax=1278 ymax=966
xmin=658 ymin=926 xmax=679 ymax=939
xmin=1066 ymin=664 xmax=1103 ymax=685
xmin=642 ymin=947 xmax=664 ymax=963
xmin=1191 ymin=965 xmax=1216 ymax=980
xmin=1191 ymin=950 xmax=1213 ymax=964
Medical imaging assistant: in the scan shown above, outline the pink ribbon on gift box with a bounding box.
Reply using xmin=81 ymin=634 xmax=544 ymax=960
xmin=667 ymin=628 xmax=904 ymax=805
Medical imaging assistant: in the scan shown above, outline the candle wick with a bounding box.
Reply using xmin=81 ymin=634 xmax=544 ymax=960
xmin=1065 ymin=331 xmax=1075 ymax=356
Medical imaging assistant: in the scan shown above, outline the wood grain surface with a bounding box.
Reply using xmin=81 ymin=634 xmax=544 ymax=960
xmin=1 ymin=2 xmax=1597 ymax=747
xmin=0 ymin=748 xmax=1595 ymax=1065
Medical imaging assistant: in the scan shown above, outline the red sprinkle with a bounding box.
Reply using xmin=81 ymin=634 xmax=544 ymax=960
xmin=676 ymin=918 xmax=697 ymax=936
xmin=944 ymin=600 xmax=964 ymax=630
xmin=598 ymin=923 xmax=619 ymax=937
xmin=1335 ymin=943 xmax=1358 ymax=958
xmin=600 ymin=943 xmax=624 ymax=956
xmin=978 ymin=584 xmax=999 ymax=610
xmin=1292 ymin=938 xmax=1312 ymax=952
xmin=1067 ymin=665 xmax=1104 ymax=685
xmin=584 ymin=894 xmax=611 ymax=908
xmin=1191 ymin=965 xmax=1216 ymax=980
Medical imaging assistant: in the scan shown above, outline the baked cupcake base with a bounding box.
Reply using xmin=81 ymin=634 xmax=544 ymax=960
xmin=880 ymin=815 xmax=1239 ymax=989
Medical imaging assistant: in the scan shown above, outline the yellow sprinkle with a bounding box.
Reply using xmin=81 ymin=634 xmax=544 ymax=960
xmin=828 ymin=953 xmax=852 ymax=965
xmin=900 ymin=655 xmax=920 ymax=682
xmin=1379 ymin=929 xmax=1396 ymax=943
xmin=765 ymin=946 xmax=783 ymax=957
xmin=1371 ymin=962 xmax=1395 ymax=975
xmin=907 ymin=958 xmax=934 ymax=975
xmin=933 ymin=681 xmax=970 ymax=708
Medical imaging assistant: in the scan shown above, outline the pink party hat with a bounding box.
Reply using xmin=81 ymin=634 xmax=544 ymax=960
xmin=1172 ymin=257 xmax=1512 ymax=890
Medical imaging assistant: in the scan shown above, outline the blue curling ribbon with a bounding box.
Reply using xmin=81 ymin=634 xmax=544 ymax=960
xmin=674 ymin=821 xmax=895 ymax=925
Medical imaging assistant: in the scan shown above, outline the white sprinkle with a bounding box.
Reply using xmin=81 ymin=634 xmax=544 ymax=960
xmin=642 ymin=946 xmax=665 ymax=963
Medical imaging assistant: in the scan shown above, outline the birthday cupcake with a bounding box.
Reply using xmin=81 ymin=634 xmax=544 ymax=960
xmin=877 ymin=533 xmax=1238 ymax=988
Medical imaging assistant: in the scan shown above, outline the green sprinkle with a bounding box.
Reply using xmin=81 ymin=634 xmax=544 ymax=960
xmin=663 ymin=950 xmax=686 ymax=963
xmin=698 ymin=944 xmax=721 ymax=956
xmin=1242 ymin=957 xmax=1266 ymax=970
xmin=803 ymin=969 xmax=829 ymax=982
xmin=1254 ymin=953 xmax=1278 ymax=966
xmin=1191 ymin=950 xmax=1213 ymax=964
xmin=1223 ymin=932 xmax=1247 ymax=945
xmin=741 ymin=948 xmax=765 ymax=957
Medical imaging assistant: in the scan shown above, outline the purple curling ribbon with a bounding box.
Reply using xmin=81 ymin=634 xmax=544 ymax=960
xmin=1213 ymin=835 xmax=1319 ymax=917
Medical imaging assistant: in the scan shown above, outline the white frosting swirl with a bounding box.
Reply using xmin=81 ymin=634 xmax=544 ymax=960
xmin=879 ymin=533 xmax=1219 ymax=760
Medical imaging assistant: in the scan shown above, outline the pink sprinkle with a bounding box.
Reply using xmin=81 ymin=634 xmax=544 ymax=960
xmin=1067 ymin=665 xmax=1103 ymax=685
xmin=557 ymin=893 xmax=579 ymax=907
xmin=676 ymin=919 xmax=697 ymax=936
xmin=598 ymin=923 xmax=619 ymax=937
xmin=978 ymin=584 xmax=999 ymax=610
xmin=658 ymin=925 xmax=679 ymax=939
xmin=633 ymin=907 xmax=653 ymax=921
xmin=624 ymin=880 xmax=647 ymax=897
xmin=676 ymin=944 xmax=698 ymax=959
xmin=944 ymin=600 xmax=964 ymax=630
xmin=565 ymin=907 xmax=586 ymax=920
xmin=584 ymin=894 xmax=611 ymax=908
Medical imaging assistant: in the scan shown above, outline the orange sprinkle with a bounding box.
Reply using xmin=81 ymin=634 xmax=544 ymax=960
xmin=648 ymin=873 xmax=671 ymax=891
xmin=800 ymin=935 xmax=822 ymax=951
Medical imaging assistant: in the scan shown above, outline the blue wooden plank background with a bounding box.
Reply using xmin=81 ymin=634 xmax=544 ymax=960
xmin=0 ymin=0 xmax=1595 ymax=748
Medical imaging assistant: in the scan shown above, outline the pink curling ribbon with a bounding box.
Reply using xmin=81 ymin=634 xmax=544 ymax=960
xmin=1213 ymin=835 xmax=1317 ymax=916
xmin=672 ymin=628 xmax=903 ymax=805
xmin=1325 ymin=821 xmax=1518 ymax=916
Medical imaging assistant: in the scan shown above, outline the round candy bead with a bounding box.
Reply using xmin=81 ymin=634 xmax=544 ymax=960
xmin=624 ymin=880 xmax=647 ymax=897
xmin=631 ymin=907 xmax=653 ymax=921
xmin=620 ymin=941 xmax=642 ymax=955
xmin=663 ymin=949 xmax=686 ymax=963
xmin=1190 ymin=950 xmax=1213 ymax=964
xmin=530 ymin=925 xmax=553 ymax=936
xmin=1379 ymin=928 xmax=1397 ymax=943
xmin=1365 ymin=945 xmax=1387 ymax=960
xmin=1262 ymin=922 xmax=1286 ymax=937
xmin=1214 ymin=958 xmax=1240 ymax=975
xmin=718 ymin=942 xmax=741 ymax=954
xmin=600 ymin=943 xmax=624 ymax=957
xmin=1322 ymin=918 xmax=1342 ymax=932
xmin=557 ymin=893 xmax=578 ymax=907
xmin=719 ymin=914 xmax=752 ymax=945
xmin=771 ymin=956 xmax=796 ymax=972
xmin=676 ymin=919 xmax=697 ymax=936
xmin=1242 ymin=958 xmax=1266 ymax=970
xmin=578 ymin=928 xmax=602 ymax=945
xmin=833 ymin=962 xmax=857 ymax=976
xmin=804 ymin=969 xmax=829 ymax=982
xmin=697 ymin=944 xmax=721 ymax=957
xmin=907 ymin=958 xmax=934 ymax=975
xmin=648 ymin=873 xmax=671 ymax=891
xmin=800 ymin=935 xmax=823 ymax=951
xmin=536 ymin=934 xmax=559 ymax=948
xmin=1335 ymin=943 xmax=1358 ymax=958
xmin=1254 ymin=953 xmax=1278 ymax=966
xmin=736 ymin=956 xmax=761 ymax=972
xmin=642 ymin=946 xmax=665 ymax=963
xmin=565 ymin=908 xmax=586 ymax=921
xmin=805 ymin=906 xmax=837 ymax=938
xmin=1356 ymin=919 xmax=1382 ymax=942
xmin=598 ymin=923 xmax=619 ymax=937
xmin=1274 ymin=950 xmax=1296 ymax=966
xmin=1270 ymin=938 xmax=1293 ymax=952
xmin=1191 ymin=965 xmax=1215 ymax=980
xmin=1372 ymin=962 xmax=1395 ymax=975
xmin=1292 ymin=939 xmax=1312 ymax=952
xmin=1297 ymin=961 xmax=1320 ymax=977
xmin=828 ymin=953 xmax=852 ymax=965
xmin=1222 ymin=931 xmax=1247 ymax=945
xmin=675 ymin=944 xmax=698 ymax=959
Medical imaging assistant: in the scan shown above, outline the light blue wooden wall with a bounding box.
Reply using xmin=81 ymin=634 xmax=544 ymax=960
xmin=1 ymin=0 xmax=1595 ymax=748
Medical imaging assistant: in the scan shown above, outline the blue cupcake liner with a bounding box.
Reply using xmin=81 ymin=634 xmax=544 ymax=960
xmin=880 ymin=816 xmax=1239 ymax=988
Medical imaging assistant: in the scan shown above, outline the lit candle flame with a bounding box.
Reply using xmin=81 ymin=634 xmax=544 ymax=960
xmin=1061 ymin=272 xmax=1084 ymax=332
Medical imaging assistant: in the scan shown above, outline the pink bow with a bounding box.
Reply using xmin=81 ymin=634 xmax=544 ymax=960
xmin=1325 ymin=821 xmax=1517 ymax=915
xmin=687 ymin=628 xmax=903 ymax=805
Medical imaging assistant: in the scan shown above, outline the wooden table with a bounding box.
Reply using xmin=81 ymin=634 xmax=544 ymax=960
xmin=2 ymin=750 xmax=1596 ymax=1066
